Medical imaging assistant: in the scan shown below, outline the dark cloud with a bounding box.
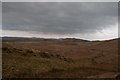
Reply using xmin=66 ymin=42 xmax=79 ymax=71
xmin=0 ymin=2 xmax=1 ymax=25
xmin=2 ymin=2 xmax=118 ymax=35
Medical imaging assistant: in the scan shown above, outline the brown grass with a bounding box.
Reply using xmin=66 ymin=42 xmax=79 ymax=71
xmin=2 ymin=39 xmax=119 ymax=78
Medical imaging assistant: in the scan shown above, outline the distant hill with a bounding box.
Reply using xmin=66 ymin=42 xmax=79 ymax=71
xmin=63 ymin=38 xmax=90 ymax=42
xmin=2 ymin=37 xmax=44 ymax=42
xmin=2 ymin=37 xmax=90 ymax=42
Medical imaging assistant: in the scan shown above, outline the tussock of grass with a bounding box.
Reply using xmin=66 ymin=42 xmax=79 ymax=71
xmin=2 ymin=43 xmax=118 ymax=78
xmin=2 ymin=46 xmax=74 ymax=78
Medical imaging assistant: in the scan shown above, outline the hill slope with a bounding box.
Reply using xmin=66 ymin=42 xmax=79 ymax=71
xmin=2 ymin=37 xmax=119 ymax=78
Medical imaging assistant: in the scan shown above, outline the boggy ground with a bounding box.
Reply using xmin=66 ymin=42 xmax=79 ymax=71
xmin=2 ymin=38 xmax=119 ymax=78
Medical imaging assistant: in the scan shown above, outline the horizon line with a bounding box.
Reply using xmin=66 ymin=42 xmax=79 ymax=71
xmin=1 ymin=36 xmax=119 ymax=41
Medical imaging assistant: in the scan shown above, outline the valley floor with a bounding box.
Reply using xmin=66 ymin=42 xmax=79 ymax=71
xmin=2 ymin=39 xmax=119 ymax=78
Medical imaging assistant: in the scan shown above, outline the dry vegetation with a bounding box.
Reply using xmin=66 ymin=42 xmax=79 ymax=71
xmin=2 ymin=38 xmax=119 ymax=78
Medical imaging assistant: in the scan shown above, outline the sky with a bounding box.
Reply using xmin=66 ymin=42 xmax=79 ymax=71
xmin=1 ymin=2 xmax=118 ymax=40
xmin=2 ymin=0 xmax=120 ymax=2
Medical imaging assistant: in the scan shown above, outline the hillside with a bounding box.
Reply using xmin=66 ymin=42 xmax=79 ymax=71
xmin=2 ymin=37 xmax=119 ymax=78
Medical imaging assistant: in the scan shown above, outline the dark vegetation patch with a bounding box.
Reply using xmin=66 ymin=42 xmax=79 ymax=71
xmin=2 ymin=46 xmax=72 ymax=61
xmin=2 ymin=46 xmax=74 ymax=78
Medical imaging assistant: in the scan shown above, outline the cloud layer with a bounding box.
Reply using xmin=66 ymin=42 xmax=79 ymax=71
xmin=2 ymin=0 xmax=119 ymax=2
xmin=2 ymin=2 xmax=118 ymax=39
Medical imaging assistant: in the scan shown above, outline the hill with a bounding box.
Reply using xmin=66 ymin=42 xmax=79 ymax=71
xmin=2 ymin=37 xmax=119 ymax=78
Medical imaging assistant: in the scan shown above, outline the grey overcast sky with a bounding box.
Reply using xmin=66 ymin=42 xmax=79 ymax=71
xmin=2 ymin=0 xmax=119 ymax=2
xmin=2 ymin=2 xmax=118 ymax=40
